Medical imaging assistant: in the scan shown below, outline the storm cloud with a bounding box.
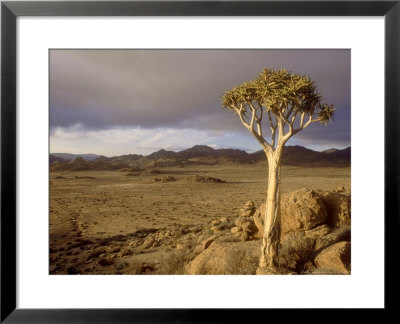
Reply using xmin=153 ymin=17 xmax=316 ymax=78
xmin=50 ymin=49 xmax=350 ymax=155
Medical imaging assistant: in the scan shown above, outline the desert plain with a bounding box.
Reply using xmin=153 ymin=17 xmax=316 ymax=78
xmin=49 ymin=163 xmax=350 ymax=275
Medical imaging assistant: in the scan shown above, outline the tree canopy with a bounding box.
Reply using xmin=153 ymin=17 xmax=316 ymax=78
xmin=222 ymin=68 xmax=335 ymax=154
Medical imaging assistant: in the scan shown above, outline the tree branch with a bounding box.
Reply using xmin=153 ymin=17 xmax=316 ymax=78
xmin=266 ymin=111 xmax=276 ymax=149
xmin=232 ymin=103 xmax=273 ymax=154
xmin=292 ymin=115 xmax=321 ymax=136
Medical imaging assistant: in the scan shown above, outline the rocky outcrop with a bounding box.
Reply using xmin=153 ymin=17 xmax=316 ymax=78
xmin=191 ymin=187 xmax=352 ymax=275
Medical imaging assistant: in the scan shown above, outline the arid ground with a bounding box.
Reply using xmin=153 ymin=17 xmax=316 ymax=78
xmin=49 ymin=164 xmax=351 ymax=275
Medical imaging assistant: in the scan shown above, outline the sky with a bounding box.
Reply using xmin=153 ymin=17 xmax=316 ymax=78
xmin=50 ymin=49 xmax=350 ymax=156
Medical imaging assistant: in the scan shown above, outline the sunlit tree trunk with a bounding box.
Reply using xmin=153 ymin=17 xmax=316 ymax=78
xmin=259 ymin=149 xmax=282 ymax=268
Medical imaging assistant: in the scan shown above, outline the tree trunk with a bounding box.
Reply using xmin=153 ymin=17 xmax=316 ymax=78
xmin=259 ymin=152 xmax=282 ymax=268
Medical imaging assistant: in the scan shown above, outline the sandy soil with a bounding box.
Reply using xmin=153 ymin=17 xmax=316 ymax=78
xmin=49 ymin=164 xmax=350 ymax=274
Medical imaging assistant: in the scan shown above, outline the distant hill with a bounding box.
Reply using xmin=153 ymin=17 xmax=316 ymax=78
xmin=51 ymin=153 xmax=104 ymax=161
xmin=50 ymin=145 xmax=350 ymax=171
xmin=322 ymin=148 xmax=340 ymax=154
xmin=49 ymin=154 xmax=67 ymax=164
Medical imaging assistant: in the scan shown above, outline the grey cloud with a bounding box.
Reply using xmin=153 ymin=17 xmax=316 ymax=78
xmin=50 ymin=49 xmax=350 ymax=147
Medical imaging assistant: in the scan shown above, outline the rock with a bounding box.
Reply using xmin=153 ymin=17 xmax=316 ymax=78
xmin=243 ymin=201 xmax=255 ymax=209
xmin=315 ymin=225 xmax=351 ymax=252
xmin=314 ymin=241 xmax=351 ymax=274
xmin=241 ymin=221 xmax=258 ymax=235
xmin=187 ymin=240 xmax=260 ymax=275
xmin=231 ymin=226 xmax=242 ymax=234
xmin=304 ymin=225 xmax=332 ymax=240
xmin=239 ymin=231 xmax=250 ymax=241
xmin=193 ymin=236 xmax=215 ymax=254
xmin=253 ymin=202 xmax=266 ymax=235
xmin=143 ymin=237 xmax=155 ymax=249
xmin=239 ymin=201 xmax=256 ymax=217
xmin=211 ymin=225 xmax=225 ymax=232
xmin=175 ymin=243 xmax=186 ymax=250
xmin=235 ymin=217 xmax=247 ymax=227
xmin=281 ymin=189 xmax=328 ymax=233
xmin=239 ymin=210 xmax=254 ymax=217
xmin=161 ymin=175 xmax=176 ymax=182
xmin=254 ymin=188 xmax=328 ymax=236
xmin=188 ymin=175 xmax=226 ymax=183
xmin=319 ymin=191 xmax=351 ymax=227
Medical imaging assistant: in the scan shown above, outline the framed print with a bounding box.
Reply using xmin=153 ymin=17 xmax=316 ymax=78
xmin=1 ymin=0 xmax=399 ymax=322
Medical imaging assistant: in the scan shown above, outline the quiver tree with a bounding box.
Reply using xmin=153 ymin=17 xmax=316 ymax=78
xmin=222 ymin=68 xmax=335 ymax=269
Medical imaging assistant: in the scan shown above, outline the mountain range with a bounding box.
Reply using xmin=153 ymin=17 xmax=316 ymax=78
xmin=50 ymin=145 xmax=350 ymax=171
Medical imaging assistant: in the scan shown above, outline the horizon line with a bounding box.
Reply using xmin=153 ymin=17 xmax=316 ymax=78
xmin=50 ymin=144 xmax=351 ymax=158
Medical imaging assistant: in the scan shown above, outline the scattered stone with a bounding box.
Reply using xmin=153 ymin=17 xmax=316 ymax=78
xmin=235 ymin=217 xmax=247 ymax=227
xmin=239 ymin=201 xmax=256 ymax=217
xmin=239 ymin=231 xmax=250 ymax=242
xmin=143 ymin=237 xmax=155 ymax=249
xmin=242 ymin=221 xmax=257 ymax=234
xmin=161 ymin=175 xmax=177 ymax=183
xmin=231 ymin=227 xmax=242 ymax=234
xmin=187 ymin=175 xmax=226 ymax=183
xmin=119 ymin=247 xmax=134 ymax=257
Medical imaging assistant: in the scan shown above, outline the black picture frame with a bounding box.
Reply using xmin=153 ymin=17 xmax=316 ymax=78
xmin=1 ymin=0 xmax=399 ymax=322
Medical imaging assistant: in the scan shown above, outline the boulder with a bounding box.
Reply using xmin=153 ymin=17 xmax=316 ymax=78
xmin=319 ymin=191 xmax=351 ymax=227
xmin=254 ymin=188 xmax=328 ymax=236
xmin=187 ymin=240 xmax=260 ymax=275
xmin=314 ymin=241 xmax=351 ymax=274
